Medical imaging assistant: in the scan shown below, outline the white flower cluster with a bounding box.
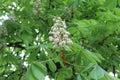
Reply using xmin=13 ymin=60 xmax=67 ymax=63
xmin=49 ymin=17 xmax=73 ymax=48
xmin=33 ymin=0 xmax=42 ymax=14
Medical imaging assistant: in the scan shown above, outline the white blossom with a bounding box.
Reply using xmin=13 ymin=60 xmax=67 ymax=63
xmin=59 ymin=42 xmax=63 ymax=46
xmin=49 ymin=36 xmax=53 ymax=41
xmin=63 ymin=34 xmax=68 ymax=38
xmin=33 ymin=0 xmax=42 ymax=14
xmin=65 ymin=31 xmax=70 ymax=35
xmin=53 ymin=44 xmax=58 ymax=48
xmin=49 ymin=17 xmax=73 ymax=48
xmin=62 ymin=21 xmax=67 ymax=28
xmin=67 ymin=39 xmax=73 ymax=44
xmin=61 ymin=41 xmax=66 ymax=45
xmin=60 ymin=28 xmax=64 ymax=31
xmin=54 ymin=38 xmax=59 ymax=43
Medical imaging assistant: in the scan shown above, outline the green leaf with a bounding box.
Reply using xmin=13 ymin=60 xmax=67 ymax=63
xmin=118 ymin=0 xmax=120 ymax=6
xmin=25 ymin=67 xmax=37 ymax=80
xmin=55 ymin=67 xmax=73 ymax=80
xmin=55 ymin=72 xmax=65 ymax=80
xmin=81 ymin=63 xmax=95 ymax=73
xmin=31 ymin=64 xmax=45 ymax=80
xmin=104 ymin=0 xmax=117 ymax=9
xmin=77 ymin=74 xmax=82 ymax=80
xmin=33 ymin=62 xmax=47 ymax=75
xmin=47 ymin=60 xmax=57 ymax=72
xmin=21 ymin=32 xmax=33 ymax=46
xmin=75 ymin=53 xmax=81 ymax=65
xmin=25 ymin=62 xmax=47 ymax=80
xmin=83 ymin=50 xmax=99 ymax=63
xmin=88 ymin=65 xmax=105 ymax=80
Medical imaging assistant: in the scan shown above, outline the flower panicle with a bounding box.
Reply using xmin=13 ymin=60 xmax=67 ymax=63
xmin=33 ymin=0 xmax=42 ymax=14
xmin=49 ymin=17 xmax=73 ymax=48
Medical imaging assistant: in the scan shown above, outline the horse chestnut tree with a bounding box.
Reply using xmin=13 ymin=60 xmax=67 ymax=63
xmin=0 ymin=0 xmax=120 ymax=80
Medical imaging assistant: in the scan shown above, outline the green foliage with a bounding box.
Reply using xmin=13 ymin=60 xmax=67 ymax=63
xmin=55 ymin=67 xmax=73 ymax=80
xmin=0 ymin=0 xmax=120 ymax=80
xmin=25 ymin=62 xmax=47 ymax=80
xmin=88 ymin=65 xmax=105 ymax=79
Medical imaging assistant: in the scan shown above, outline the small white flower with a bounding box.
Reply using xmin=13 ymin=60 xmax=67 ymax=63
xmin=53 ymin=44 xmax=58 ymax=48
xmin=54 ymin=38 xmax=59 ymax=43
xmin=63 ymin=34 xmax=68 ymax=38
xmin=65 ymin=31 xmax=70 ymax=35
xmin=49 ymin=31 xmax=52 ymax=34
xmin=53 ymin=34 xmax=59 ymax=38
xmin=60 ymin=28 xmax=64 ymax=31
xmin=57 ymin=17 xmax=61 ymax=20
xmin=52 ymin=32 xmax=59 ymax=37
xmin=51 ymin=26 xmax=54 ymax=29
xmin=61 ymin=41 xmax=66 ymax=45
xmin=54 ymin=23 xmax=60 ymax=27
xmin=59 ymin=42 xmax=63 ymax=46
xmin=56 ymin=19 xmax=60 ymax=23
xmin=52 ymin=28 xmax=58 ymax=31
xmin=62 ymin=21 xmax=67 ymax=28
xmin=49 ymin=36 xmax=53 ymax=41
xmin=63 ymin=29 xmax=67 ymax=33
xmin=67 ymin=39 xmax=73 ymax=44
xmin=53 ymin=34 xmax=57 ymax=37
